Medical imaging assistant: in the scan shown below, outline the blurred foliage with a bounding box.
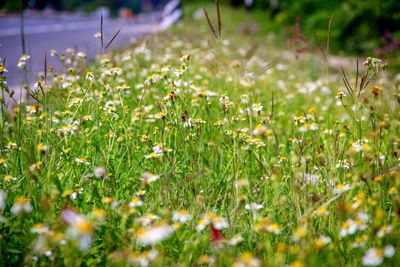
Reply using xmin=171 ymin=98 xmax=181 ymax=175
xmin=0 ymin=0 xmax=166 ymax=14
xmin=182 ymin=0 xmax=400 ymax=56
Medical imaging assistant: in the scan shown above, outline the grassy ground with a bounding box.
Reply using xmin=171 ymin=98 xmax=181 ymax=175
xmin=0 ymin=4 xmax=399 ymax=266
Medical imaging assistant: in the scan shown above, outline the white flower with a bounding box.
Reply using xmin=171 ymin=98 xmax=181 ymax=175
xmin=137 ymin=213 xmax=160 ymax=227
xmin=228 ymin=234 xmax=243 ymax=246
xmin=128 ymin=197 xmax=143 ymax=208
xmin=75 ymin=157 xmax=90 ymax=165
xmin=333 ymin=183 xmax=352 ymax=195
xmin=129 ymin=249 xmax=158 ymax=267
xmin=362 ymin=246 xmax=395 ymax=266
xmin=61 ymin=209 xmax=94 ymax=251
xmin=93 ymin=166 xmax=106 ymax=179
xmin=11 ymin=196 xmax=32 ymax=215
xmin=31 ymin=224 xmax=49 ymax=234
xmin=252 ymin=103 xmax=263 ymax=113
xmin=383 ymin=245 xmax=395 ymax=257
xmin=339 ymin=219 xmax=358 ymax=237
xmin=141 ymin=172 xmax=161 ymax=184
xmin=136 ymin=223 xmax=174 ymax=246
xmin=211 ymin=216 xmax=229 ymax=230
xmin=0 ymin=190 xmax=6 ymax=210
xmin=245 ymin=202 xmax=263 ymax=219
xmin=172 ymin=209 xmax=192 ymax=224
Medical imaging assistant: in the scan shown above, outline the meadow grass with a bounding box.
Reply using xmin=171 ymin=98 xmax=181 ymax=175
xmin=0 ymin=4 xmax=399 ymax=266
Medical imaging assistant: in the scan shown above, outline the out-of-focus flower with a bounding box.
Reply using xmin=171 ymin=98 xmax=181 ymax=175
xmin=172 ymin=209 xmax=192 ymax=224
xmin=62 ymin=208 xmax=95 ymax=251
xmin=362 ymin=245 xmax=395 ymax=266
xmin=11 ymin=196 xmax=32 ymax=215
xmin=136 ymin=222 xmax=174 ymax=246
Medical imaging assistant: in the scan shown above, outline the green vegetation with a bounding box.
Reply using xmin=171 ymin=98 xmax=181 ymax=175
xmin=0 ymin=3 xmax=399 ymax=266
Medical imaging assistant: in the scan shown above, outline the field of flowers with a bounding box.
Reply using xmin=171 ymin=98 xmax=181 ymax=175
xmin=0 ymin=5 xmax=399 ymax=266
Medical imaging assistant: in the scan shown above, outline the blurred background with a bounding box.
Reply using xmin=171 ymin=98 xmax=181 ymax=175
xmin=1 ymin=0 xmax=399 ymax=56
xmin=0 ymin=0 xmax=398 ymax=100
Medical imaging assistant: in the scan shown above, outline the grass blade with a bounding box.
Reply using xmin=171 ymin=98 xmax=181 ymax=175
xmin=340 ymin=66 xmax=354 ymax=98
xmin=105 ymin=29 xmax=121 ymax=50
xmin=313 ymin=32 xmax=327 ymax=61
xmin=216 ymin=0 xmax=222 ymax=38
xmin=44 ymin=53 xmax=47 ymax=85
xmin=203 ymin=9 xmax=218 ymax=40
xmin=327 ymin=14 xmax=333 ymax=52
xmin=100 ymin=13 xmax=104 ymax=49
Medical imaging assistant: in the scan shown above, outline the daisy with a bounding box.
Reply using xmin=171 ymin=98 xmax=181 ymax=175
xmin=128 ymin=197 xmax=144 ymax=208
xmin=362 ymin=246 xmax=395 ymax=266
xmin=11 ymin=196 xmax=32 ymax=215
xmin=136 ymin=222 xmax=174 ymax=246
xmin=333 ymin=183 xmax=352 ymax=195
xmin=172 ymin=209 xmax=192 ymax=224
xmin=141 ymin=172 xmax=161 ymax=184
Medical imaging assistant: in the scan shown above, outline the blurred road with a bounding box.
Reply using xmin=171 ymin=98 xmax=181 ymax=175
xmin=0 ymin=11 xmax=160 ymax=88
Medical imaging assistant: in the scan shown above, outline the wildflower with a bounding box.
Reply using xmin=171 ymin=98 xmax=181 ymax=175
xmin=370 ymin=85 xmax=382 ymax=97
xmin=252 ymin=124 xmax=267 ymax=136
xmin=294 ymin=116 xmax=305 ymax=124
xmin=86 ymin=71 xmax=94 ymax=81
xmin=196 ymin=218 xmax=209 ymax=231
xmin=293 ymin=225 xmax=307 ymax=241
xmin=336 ymin=91 xmax=346 ymax=99
xmin=75 ymin=157 xmax=90 ymax=165
xmin=339 ymin=219 xmax=358 ymax=237
xmin=36 ymin=143 xmax=48 ymax=155
xmin=0 ymin=190 xmax=6 ymax=210
xmin=29 ymin=161 xmax=43 ymax=172
xmin=278 ymin=156 xmax=288 ymax=164
xmin=240 ymin=94 xmax=249 ymax=104
xmin=129 ymin=249 xmax=158 ymax=267
xmin=31 ymin=224 xmax=49 ymax=234
xmin=3 ymin=175 xmax=17 ymax=182
xmin=91 ymin=208 xmax=106 ymax=222
xmin=245 ymin=202 xmax=263 ymax=219
xmin=128 ymin=197 xmax=144 ymax=208
xmin=266 ymin=223 xmax=282 ymax=234
xmin=0 ymin=158 xmax=7 ymax=167
xmin=137 ymin=213 xmax=160 ymax=226
xmin=233 ymin=252 xmax=261 ymax=267
xmin=352 ymin=235 xmax=367 ymax=248
xmin=0 ymin=63 xmax=7 ymax=73
xmin=17 ymin=54 xmax=30 ymax=69
xmin=211 ymin=215 xmax=229 ymax=230
xmin=172 ymin=209 xmax=192 ymax=224
xmin=93 ymin=166 xmax=106 ymax=179
xmin=362 ymin=245 xmax=395 ymax=266
xmin=252 ymin=103 xmax=263 ymax=113
xmin=312 ymin=235 xmax=331 ymax=250
xmin=198 ymin=255 xmax=215 ymax=265
xmin=219 ymin=95 xmax=233 ymax=112
xmin=376 ymin=225 xmax=393 ymax=238
xmin=333 ymin=183 xmax=352 ymax=195
xmin=144 ymin=146 xmax=164 ymax=159
xmin=315 ymin=206 xmax=329 ymax=217
xmin=141 ymin=172 xmax=161 ymax=184
xmin=62 ymin=209 xmax=95 ymax=251
xmin=11 ymin=196 xmax=32 ymax=215
xmin=136 ymin=222 xmax=174 ymax=246
xmin=228 ymin=234 xmax=244 ymax=246
xmin=348 ymin=139 xmax=369 ymax=154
